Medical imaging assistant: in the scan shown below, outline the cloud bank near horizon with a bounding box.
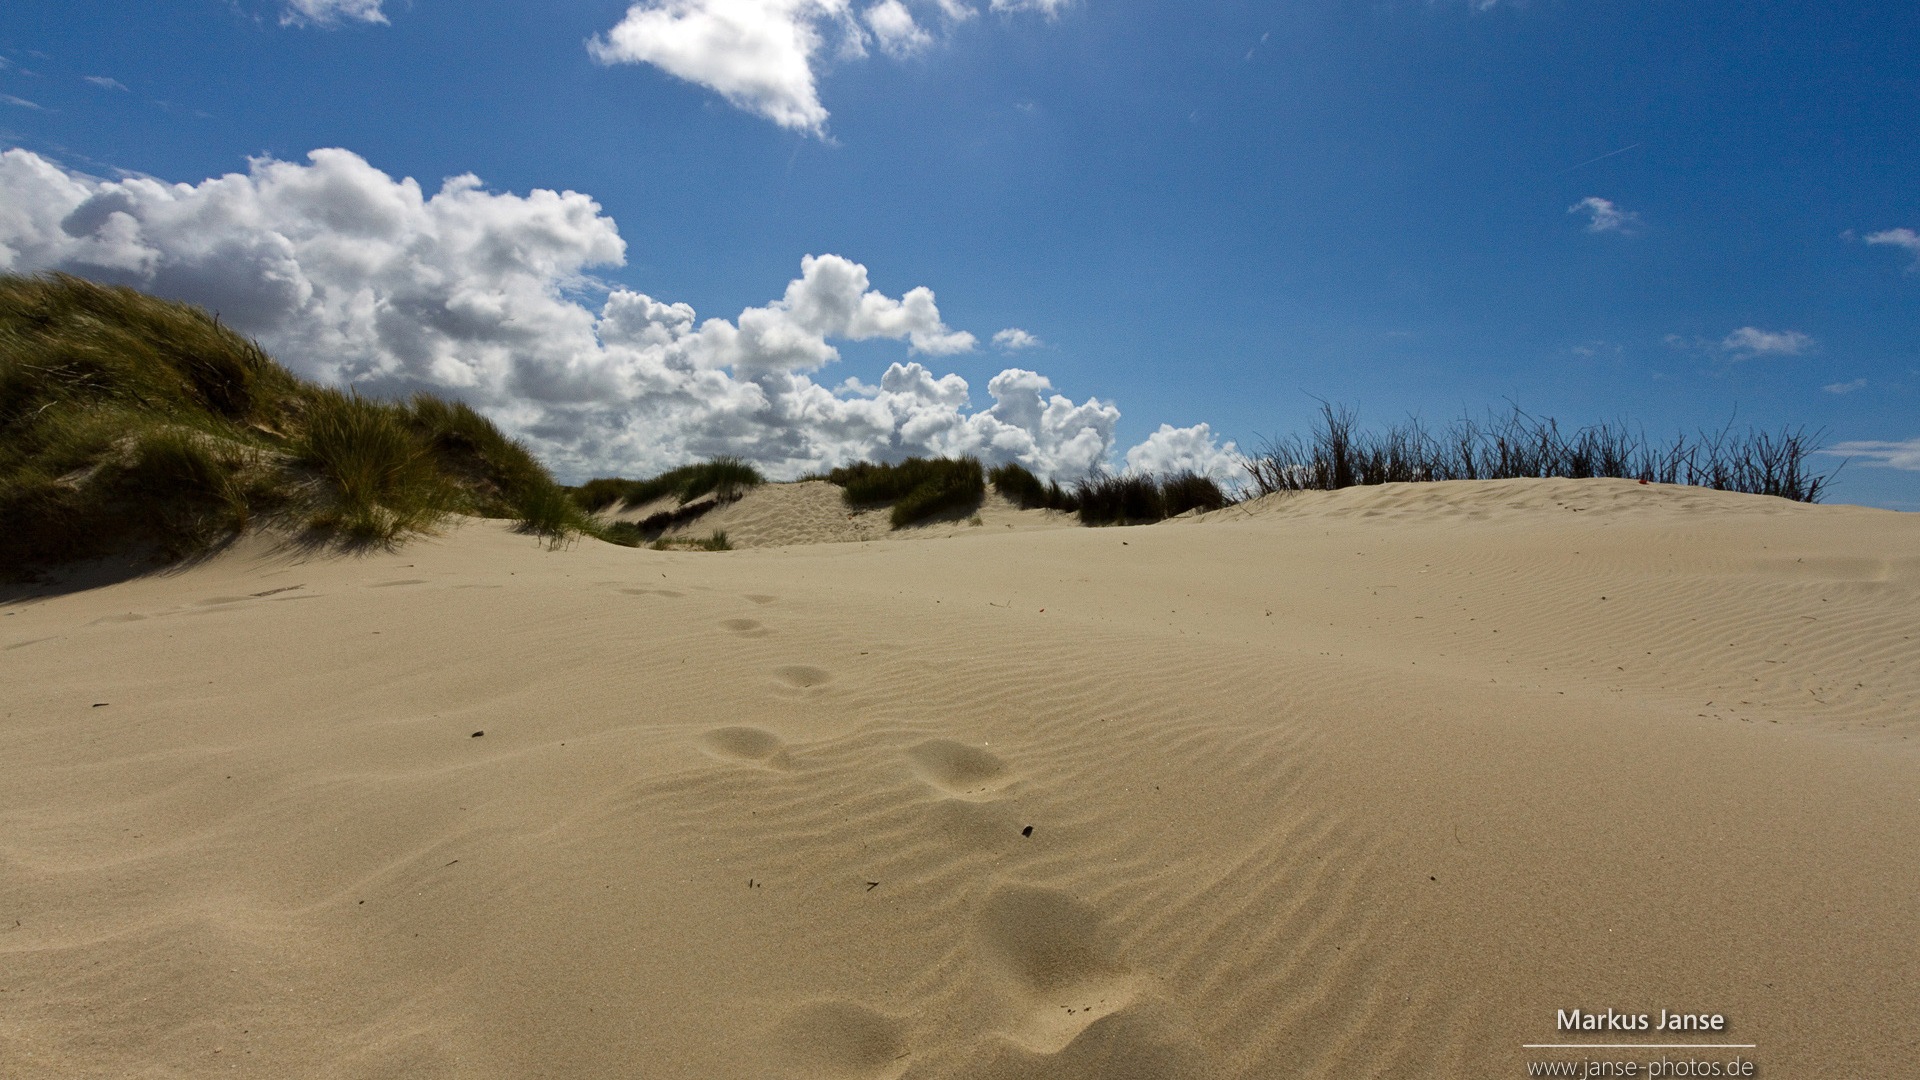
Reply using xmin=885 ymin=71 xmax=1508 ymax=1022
xmin=0 ymin=147 xmax=1237 ymax=484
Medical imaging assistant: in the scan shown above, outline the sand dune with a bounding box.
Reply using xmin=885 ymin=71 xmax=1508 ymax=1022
xmin=2 ymin=478 xmax=1915 ymax=1078
xmin=601 ymin=479 xmax=1080 ymax=548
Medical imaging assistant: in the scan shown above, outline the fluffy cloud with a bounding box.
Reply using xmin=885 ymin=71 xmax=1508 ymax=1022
xmin=1823 ymin=439 xmax=1920 ymax=471
xmin=1721 ymin=326 xmax=1813 ymax=358
xmin=1123 ymin=423 xmax=1245 ymax=487
xmin=590 ymin=0 xmax=854 ymax=134
xmin=281 ymin=0 xmax=388 ymax=26
xmin=0 ymin=147 xmax=1220 ymax=482
xmin=591 ymin=0 xmax=1056 ymax=134
xmin=1568 ymin=196 xmax=1639 ymax=234
xmin=865 ymin=0 xmax=933 ymax=56
xmin=992 ymin=327 xmax=1039 ymax=350
xmin=1822 ymin=378 xmax=1867 ymax=395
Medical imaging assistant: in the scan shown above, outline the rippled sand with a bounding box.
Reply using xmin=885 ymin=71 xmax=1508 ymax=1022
xmin=3 ymin=478 xmax=1915 ymax=1078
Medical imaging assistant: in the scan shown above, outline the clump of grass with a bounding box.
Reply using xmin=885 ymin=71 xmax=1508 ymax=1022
xmin=650 ymin=530 xmax=732 ymax=552
xmin=1244 ymin=402 xmax=1837 ymax=502
xmin=512 ymin=479 xmax=596 ymax=547
xmin=297 ymin=389 xmax=456 ymax=542
xmin=1073 ymin=470 xmax=1231 ymax=526
xmin=988 ymin=461 xmax=1080 ymax=512
xmin=117 ymin=427 xmax=263 ymax=551
xmin=569 ymin=458 xmax=765 ymax=546
xmin=597 ymin=521 xmax=646 ymax=547
xmin=573 ymin=457 xmax=764 ymax=512
xmin=0 ymin=273 xmax=601 ymax=577
xmin=1159 ymin=471 xmax=1231 ymax=516
xmin=572 ymin=477 xmax=640 ymax=513
xmin=677 ymin=459 xmax=762 ymax=503
xmin=1074 ymin=474 xmax=1165 ymax=525
xmin=827 ymin=456 xmax=986 ymax=528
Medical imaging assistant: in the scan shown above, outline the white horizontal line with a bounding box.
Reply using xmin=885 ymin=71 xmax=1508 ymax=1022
xmin=1522 ymin=1044 xmax=1757 ymax=1050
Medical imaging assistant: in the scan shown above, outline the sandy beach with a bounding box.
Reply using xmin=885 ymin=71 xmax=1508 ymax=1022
xmin=3 ymin=477 xmax=1915 ymax=1078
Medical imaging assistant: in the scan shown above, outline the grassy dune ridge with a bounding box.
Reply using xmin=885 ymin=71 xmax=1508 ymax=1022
xmin=571 ymin=458 xmax=765 ymax=513
xmin=0 ymin=274 xmax=595 ymax=577
xmin=827 ymin=456 xmax=988 ymax=528
xmin=1247 ymin=402 xmax=1836 ymax=500
xmin=3 ymin=274 xmax=1843 ymax=578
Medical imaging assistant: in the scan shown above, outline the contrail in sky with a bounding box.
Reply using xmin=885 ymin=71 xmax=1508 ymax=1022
xmin=1561 ymin=143 xmax=1642 ymax=174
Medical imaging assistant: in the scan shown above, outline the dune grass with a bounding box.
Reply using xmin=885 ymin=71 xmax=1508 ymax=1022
xmin=296 ymin=389 xmax=456 ymax=542
xmin=572 ymin=458 xmax=764 ymax=512
xmin=568 ymin=458 xmax=763 ymax=547
xmin=1160 ymin=471 xmax=1233 ymax=515
xmin=827 ymin=456 xmax=986 ymax=528
xmin=0 ymin=273 xmax=597 ymax=576
xmin=988 ymin=461 xmax=1081 ymax=512
xmin=1072 ymin=471 xmax=1231 ymax=526
xmin=1244 ymin=402 xmax=1837 ymax=502
xmin=650 ymin=530 xmax=732 ymax=552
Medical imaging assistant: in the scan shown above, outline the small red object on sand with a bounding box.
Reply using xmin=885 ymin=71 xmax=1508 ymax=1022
xmin=1638 ymin=479 xmax=1649 ymax=485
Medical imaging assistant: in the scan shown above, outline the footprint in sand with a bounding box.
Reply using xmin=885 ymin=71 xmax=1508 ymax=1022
xmin=720 ymin=618 xmax=771 ymax=638
xmin=971 ymin=884 xmax=1219 ymax=1074
xmin=697 ymin=726 xmax=792 ymax=768
xmin=90 ymin=612 xmax=148 ymax=624
xmin=961 ymin=885 xmax=1213 ymax=1076
xmin=773 ymin=664 xmax=833 ymax=689
xmin=961 ymin=1002 xmax=1209 ymax=1080
xmin=744 ymin=594 xmax=781 ymax=606
xmin=976 ymin=886 xmax=1129 ymax=1006
xmin=619 ymin=587 xmax=685 ymax=598
xmin=367 ymin=579 xmax=428 ymax=588
xmin=905 ymin=739 xmax=1013 ymax=800
xmin=770 ymin=1001 xmax=909 ymax=1079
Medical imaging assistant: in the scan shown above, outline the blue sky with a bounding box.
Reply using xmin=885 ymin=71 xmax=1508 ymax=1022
xmin=3 ymin=0 xmax=1917 ymax=506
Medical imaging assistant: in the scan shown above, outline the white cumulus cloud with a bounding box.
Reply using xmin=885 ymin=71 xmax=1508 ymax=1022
xmin=1721 ymin=326 xmax=1813 ymax=358
xmin=0 ymin=147 xmax=1215 ymax=482
xmin=1569 ymin=196 xmax=1640 ymax=234
xmin=591 ymin=0 xmax=1058 ymax=135
xmin=1123 ymin=423 xmax=1245 ymax=487
xmin=281 ymin=0 xmax=388 ymax=27
xmin=992 ymin=327 xmax=1039 ymax=350
xmin=590 ymin=0 xmax=855 ymax=135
